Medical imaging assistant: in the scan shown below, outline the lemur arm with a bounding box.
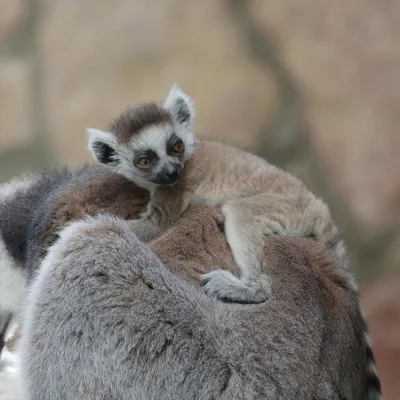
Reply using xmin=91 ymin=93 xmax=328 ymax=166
xmin=129 ymin=185 xmax=192 ymax=242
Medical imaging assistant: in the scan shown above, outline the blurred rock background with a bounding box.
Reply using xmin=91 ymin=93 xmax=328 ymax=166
xmin=0 ymin=0 xmax=399 ymax=396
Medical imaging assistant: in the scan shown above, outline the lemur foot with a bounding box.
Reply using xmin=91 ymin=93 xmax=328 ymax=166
xmin=201 ymin=270 xmax=270 ymax=304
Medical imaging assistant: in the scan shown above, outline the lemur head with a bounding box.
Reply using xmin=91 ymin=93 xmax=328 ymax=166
xmin=87 ymin=84 xmax=196 ymax=191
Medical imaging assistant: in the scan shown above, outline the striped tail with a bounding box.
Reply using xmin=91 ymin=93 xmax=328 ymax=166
xmin=364 ymin=324 xmax=382 ymax=400
xmin=329 ymin=240 xmax=382 ymax=400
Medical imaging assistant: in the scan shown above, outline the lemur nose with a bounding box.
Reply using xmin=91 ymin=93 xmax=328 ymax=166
xmin=166 ymin=169 xmax=180 ymax=179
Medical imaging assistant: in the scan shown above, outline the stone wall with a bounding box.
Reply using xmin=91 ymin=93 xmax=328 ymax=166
xmin=1 ymin=0 xmax=399 ymax=231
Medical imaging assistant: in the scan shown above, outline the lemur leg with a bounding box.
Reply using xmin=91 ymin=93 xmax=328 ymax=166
xmin=202 ymin=202 xmax=270 ymax=303
xmin=202 ymin=192 xmax=337 ymax=303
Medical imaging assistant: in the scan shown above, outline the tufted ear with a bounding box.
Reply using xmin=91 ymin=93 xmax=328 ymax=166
xmin=164 ymin=84 xmax=195 ymax=128
xmin=86 ymin=128 xmax=120 ymax=167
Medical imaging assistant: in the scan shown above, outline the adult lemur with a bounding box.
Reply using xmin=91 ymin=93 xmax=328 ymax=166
xmin=0 ymin=88 xmax=381 ymax=399
xmin=18 ymin=207 xmax=374 ymax=400
xmin=87 ymin=84 xmax=347 ymax=304
xmin=85 ymin=85 xmax=381 ymax=399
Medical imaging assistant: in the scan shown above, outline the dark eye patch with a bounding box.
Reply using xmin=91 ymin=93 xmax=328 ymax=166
xmin=167 ymin=134 xmax=183 ymax=155
xmin=134 ymin=149 xmax=159 ymax=167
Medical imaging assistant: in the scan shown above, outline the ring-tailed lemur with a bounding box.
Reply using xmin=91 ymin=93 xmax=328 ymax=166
xmin=18 ymin=211 xmax=373 ymax=399
xmin=86 ymin=84 xmax=381 ymax=399
xmin=87 ymin=84 xmax=347 ymax=302
xmin=0 ymin=86 xmax=381 ymax=399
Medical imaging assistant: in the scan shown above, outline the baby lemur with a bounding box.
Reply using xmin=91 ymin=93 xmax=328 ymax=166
xmin=87 ymin=85 xmax=347 ymax=304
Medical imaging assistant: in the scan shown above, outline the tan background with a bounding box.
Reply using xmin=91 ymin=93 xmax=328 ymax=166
xmin=0 ymin=0 xmax=399 ymax=397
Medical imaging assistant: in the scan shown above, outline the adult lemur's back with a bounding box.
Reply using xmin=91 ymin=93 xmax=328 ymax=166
xmin=0 ymin=113 xmax=381 ymax=399
xmin=0 ymin=170 xmax=382 ymax=400
xmin=19 ymin=207 xmax=373 ymax=399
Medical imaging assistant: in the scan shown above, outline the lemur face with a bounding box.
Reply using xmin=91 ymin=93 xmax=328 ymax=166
xmin=116 ymin=122 xmax=194 ymax=188
xmin=87 ymin=85 xmax=196 ymax=191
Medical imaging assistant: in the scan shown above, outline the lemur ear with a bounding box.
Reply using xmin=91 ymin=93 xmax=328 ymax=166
xmin=86 ymin=128 xmax=119 ymax=167
xmin=164 ymin=84 xmax=195 ymax=128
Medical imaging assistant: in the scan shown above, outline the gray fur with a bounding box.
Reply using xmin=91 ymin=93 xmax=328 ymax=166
xmin=0 ymin=171 xmax=67 ymax=267
xmin=87 ymin=86 xmax=381 ymax=399
xmin=0 ymin=170 xmax=71 ymax=354
xmin=23 ymin=165 xmax=106 ymax=279
xmin=0 ymin=164 xmax=145 ymax=354
xmin=19 ymin=214 xmax=368 ymax=400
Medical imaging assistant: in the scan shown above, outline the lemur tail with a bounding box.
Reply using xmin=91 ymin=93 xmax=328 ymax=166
xmin=328 ymin=238 xmax=382 ymax=400
xmin=0 ymin=234 xmax=25 ymax=357
xmin=0 ymin=174 xmax=40 ymax=356
xmin=364 ymin=329 xmax=382 ymax=400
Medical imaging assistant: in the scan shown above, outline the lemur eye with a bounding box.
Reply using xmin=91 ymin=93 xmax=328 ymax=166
xmin=137 ymin=157 xmax=152 ymax=167
xmin=172 ymin=142 xmax=184 ymax=153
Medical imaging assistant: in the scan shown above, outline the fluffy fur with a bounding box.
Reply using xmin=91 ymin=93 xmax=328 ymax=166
xmin=0 ymin=87 xmax=381 ymax=398
xmin=87 ymin=85 xmax=347 ymax=303
xmin=19 ymin=206 xmax=370 ymax=400
xmin=0 ymin=346 xmax=20 ymax=400
xmin=87 ymin=85 xmax=380 ymax=399
xmin=0 ymin=165 xmax=149 ymax=355
xmin=0 ymin=171 xmax=70 ymax=354
xmin=87 ymin=87 xmax=195 ymax=192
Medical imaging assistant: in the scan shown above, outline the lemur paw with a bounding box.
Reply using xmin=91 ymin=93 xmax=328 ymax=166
xmin=201 ymin=270 xmax=270 ymax=304
xmin=260 ymin=219 xmax=287 ymax=236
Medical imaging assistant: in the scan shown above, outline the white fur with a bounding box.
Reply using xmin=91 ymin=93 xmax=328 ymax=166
xmin=130 ymin=123 xmax=195 ymax=161
xmin=88 ymin=124 xmax=195 ymax=192
xmin=119 ymin=124 xmax=179 ymax=190
xmin=0 ymin=174 xmax=39 ymax=204
xmin=131 ymin=124 xmax=177 ymax=157
xmin=87 ymin=128 xmax=117 ymax=150
xmin=86 ymin=128 xmax=120 ymax=165
xmin=86 ymin=84 xmax=197 ymax=192
xmin=0 ymin=347 xmax=21 ymax=400
xmin=364 ymin=331 xmax=371 ymax=347
xmin=164 ymin=83 xmax=196 ymax=126
xmin=0 ymin=235 xmax=25 ymax=315
xmin=87 ymin=124 xmax=195 ymax=192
